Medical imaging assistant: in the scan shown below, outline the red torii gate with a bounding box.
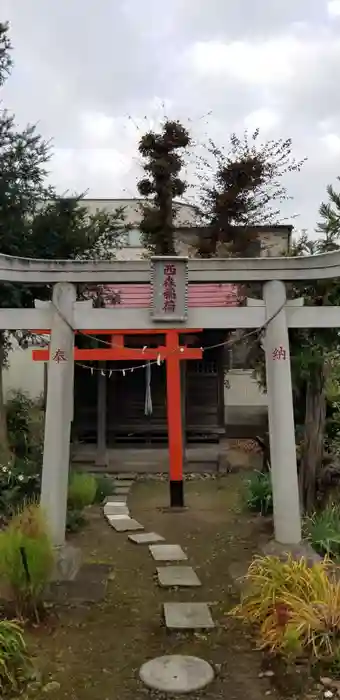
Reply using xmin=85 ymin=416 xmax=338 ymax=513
xmin=32 ymin=328 xmax=203 ymax=507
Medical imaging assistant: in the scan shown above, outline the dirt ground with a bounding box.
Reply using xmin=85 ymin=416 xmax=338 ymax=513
xmin=28 ymin=474 xmax=315 ymax=700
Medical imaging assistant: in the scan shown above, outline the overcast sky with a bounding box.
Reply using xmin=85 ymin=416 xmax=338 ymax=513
xmin=2 ymin=0 xmax=340 ymax=233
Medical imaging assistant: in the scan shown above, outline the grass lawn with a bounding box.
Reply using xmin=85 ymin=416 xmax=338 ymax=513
xmin=28 ymin=474 xmax=315 ymax=699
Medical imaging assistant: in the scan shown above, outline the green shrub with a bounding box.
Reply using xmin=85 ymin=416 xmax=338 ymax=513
xmin=244 ymin=471 xmax=273 ymax=516
xmin=0 ymin=459 xmax=41 ymax=520
xmin=66 ymin=509 xmax=87 ymax=534
xmin=6 ymin=390 xmax=44 ymax=463
xmin=0 ymin=504 xmax=54 ymax=620
xmin=68 ymin=472 xmax=97 ymax=510
xmin=94 ymin=475 xmax=115 ymax=504
xmin=304 ymin=504 xmax=340 ymax=558
xmin=0 ymin=619 xmax=31 ymax=693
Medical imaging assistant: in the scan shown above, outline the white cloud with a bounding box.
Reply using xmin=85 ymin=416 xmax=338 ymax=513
xmin=244 ymin=108 xmax=280 ymax=133
xmin=327 ymin=0 xmax=340 ymax=17
xmin=50 ymin=148 xmax=134 ymax=196
xmin=79 ymin=112 xmax=116 ymax=143
xmin=320 ymin=132 xmax=340 ymax=156
xmin=186 ymin=37 xmax=300 ymax=85
xmin=185 ymin=31 xmax=340 ymax=89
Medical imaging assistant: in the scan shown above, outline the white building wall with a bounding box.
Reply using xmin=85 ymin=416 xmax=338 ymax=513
xmin=3 ymin=342 xmax=45 ymax=401
xmin=225 ymin=369 xmax=267 ymax=425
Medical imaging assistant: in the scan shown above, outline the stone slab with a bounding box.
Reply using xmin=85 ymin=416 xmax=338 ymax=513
xmin=157 ymin=566 xmax=201 ymax=587
xmin=128 ymin=532 xmax=165 ymax=544
xmin=149 ymin=544 xmax=187 ymax=562
xmin=114 ymin=479 xmax=134 ymax=487
xmin=163 ymin=603 xmax=215 ymax=630
xmin=109 ymin=518 xmax=144 ymax=532
xmin=114 ymin=487 xmax=130 ymax=495
xmin=104 ymin=504 xmax=129 ymax=517
xmin=104 ymin=496 xmax=127 ymax=505
xmin=107 ymin=515 xmax=131 ymax=523
xmin=139 ymin=655 xmax=214 ymax=694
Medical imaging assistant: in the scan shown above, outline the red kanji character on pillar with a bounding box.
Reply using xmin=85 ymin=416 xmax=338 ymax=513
xmin=53 ymin=349 xmax=67 ymax=363
xmin=272 ymin=346 xmax=286 ymax=361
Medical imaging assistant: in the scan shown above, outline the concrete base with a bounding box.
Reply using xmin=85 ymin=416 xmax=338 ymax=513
xmin=261 ymin=539 xmax=321 ymax=566
xmin=149 ymin=544 xmax=187 ymax=562
xmin=139 ymin=655 xmax=214 ymax=694
xmin=157 ymin=566 xmax=201 ymax=587
xmin=164 ymin=602 xmax=215 ymax=630
xmin=51 ymin=544 xmax=82 ymax=582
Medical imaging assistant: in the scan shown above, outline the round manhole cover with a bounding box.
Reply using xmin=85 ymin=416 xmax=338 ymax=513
xmin=139 ymin=655 xmax=214 ymax=694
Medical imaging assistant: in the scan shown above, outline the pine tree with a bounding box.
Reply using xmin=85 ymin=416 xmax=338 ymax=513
xmin=137 ymin=120 xmax=190 ymax=255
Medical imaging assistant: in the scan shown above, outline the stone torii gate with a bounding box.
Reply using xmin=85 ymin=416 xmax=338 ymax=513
xmin=1 ymin=251 xmax=340 ymax=550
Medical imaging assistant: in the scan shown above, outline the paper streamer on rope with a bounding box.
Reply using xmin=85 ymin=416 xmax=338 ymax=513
xmin=144 ymin=361 xmax=153 ymax=416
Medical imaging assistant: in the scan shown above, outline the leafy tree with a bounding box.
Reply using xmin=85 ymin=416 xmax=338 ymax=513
xmin=137 ymin=120 xmax=190 ymax=255
xmin=0 ymin=23 xmax=126 ymax=455
xmin=195 ymin=129 xmax=305 ymax=257
xmin=250 ymin=188 xmax=340 ymax=512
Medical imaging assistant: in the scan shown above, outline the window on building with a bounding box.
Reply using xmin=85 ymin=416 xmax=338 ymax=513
xmin=127 ymin=228 xmax=142 ymax=247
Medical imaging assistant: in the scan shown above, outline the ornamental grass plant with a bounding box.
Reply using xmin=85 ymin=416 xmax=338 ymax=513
xmin=230 ymin=554 xmax=340 ymax=660
xmin=0 ymin=619 xmax=31 ymax=694
xmin=0 ymin=503 xmax=54 ymax=621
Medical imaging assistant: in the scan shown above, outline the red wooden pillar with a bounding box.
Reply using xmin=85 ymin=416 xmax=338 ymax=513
xmin=166 ymin=330 xmax=184 ymax=507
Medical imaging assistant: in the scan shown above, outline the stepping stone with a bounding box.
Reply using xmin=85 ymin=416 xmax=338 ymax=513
xmin=114 ymin=479 xmax=133 ymax=487
xmin=114 ymin=472 xmax=136 ymax=481
xmin=149 ymin=544 xmax=187 ymax=562
xmin=163 ymin=603 xmax=215 ymax=630
xmin=114 ymin=487 xmax=130 ymax=495
xmin=139 ymin=655 xmax=214 ymax=694
xmin=109 ymin=518 xmax=144 ymax=532
xmin=157 ymin=566 xmax=201 ymax=588
xmin=104 ymin=496 xmax=127 ymax=505
xmin=128 ymin=532 xmax=165 ymax=545
xmin=104 ymin=504 xmax=129 ymax=517
xmin=107 ymin=515 xmax=131 ymax=522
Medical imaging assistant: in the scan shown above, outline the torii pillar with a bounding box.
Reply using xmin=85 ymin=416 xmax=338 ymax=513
xmin=263 ymin=280 xmax=301 ymax=544
xmin=40 ymin=282 xmax=76 ymax=547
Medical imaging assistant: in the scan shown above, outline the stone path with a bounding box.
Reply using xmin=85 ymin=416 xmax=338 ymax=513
xmin=104 ymin=475 xmax=215 ymax=692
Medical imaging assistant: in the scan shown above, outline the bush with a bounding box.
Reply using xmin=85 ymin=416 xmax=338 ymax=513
xmin=0 ymin=504 xmax=54 ymax=620
xmin=0 ymin=391 xmax=44 ymax=521
xmin=304 ymin=504 xmax=340 ymax=559
xmin=0 ymin=619 xmax=31 ymax=694
xmin=230 ymin=554 xmax=340 ymax=660
xmin=68 ymin=472 xmax=97 ymax=511
xmin=244 ymin=471 xmax=273 ymax=515
xmin=6 ymin=390 xmax=44 ymax=464
xmin=0 ymin=459 xmax=41 ymax=519
xmin=66 ymin=509 xmax=87 ymax=534
xmin=94 ymin=475 xmax=115 ymax=504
